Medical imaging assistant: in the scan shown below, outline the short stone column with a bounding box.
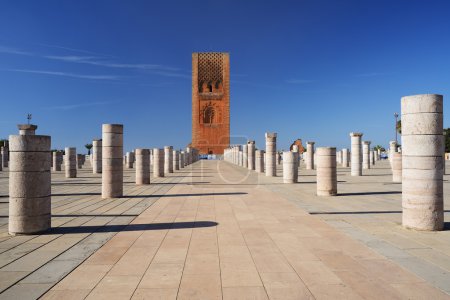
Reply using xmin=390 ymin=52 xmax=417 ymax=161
xmin=402 ymin=94 xmax=444 ymax=230
xmin=292 ymin=145 xmax=299 ymax=179
xmin=102 ymin=124 xmax=123 ymax=198
xmin=9 ymin=124 xmax=51 ymax=235
xmin=186 ymin=147 xmax=192 ymax=165
xmin=126 ymin=152 xmax=134 ymax=169
xmin=350 ymin=133 xmax=363 ymax=176
xmin=1 ymin=146 xmax=8 ymax=168
xmin=180 ymin=151 xmax=185 ymax=168
xmin=242 ymin=144 xmax=248 ymax=168
xmin=247 ymin=141 xmax=256 ymax=170
xmin=164 ymin=146 xmax=173 ymax=174
xmin=362 ymin=141 xmax=371 ymax=169
xmin=173 ymin=150 xmax=180 ymax=171
xmin=306 ymin=142 xmax=315 ymax=170
xmin=265 ymin=132 xmax=277 ymax=176
xmin=65 ymin=147 xmax=77 ymax=178
xmin=370 ymin=150 xmax=375 ymax=166
xmin=92 ymin=139 xmax=102 ymax=174
xmin=153 ymin=148 xmax=164 ymax=177
xmin=52 ymin=151 xmax=62 ymax=171
xmin=392 ymin=152 xmax=402 ymax=183
xmin=277 ymin=152 xmax=282 ymax=165
xmin=316 ymin=147 xmax=337 ymax=196
xmin=283 ymin=151 xmax=298 ymax=183
xmin=377 ymin=148 xmax=381 ymax=160
xmin=342 ymin=149 xmax=349 ymax=167
xmin=135 ymin=148 xmax=150 ymax=185
xmin=255 ymin=150 xmax=265 ymax=173
xmin=389 ymin=141 xmax=397 ymax=163
xmin=77 ymin=154 xmax=83 ymax=169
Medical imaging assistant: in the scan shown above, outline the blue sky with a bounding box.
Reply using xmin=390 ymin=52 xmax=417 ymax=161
xmin=1 ymin=0 xmax=449 ymax=153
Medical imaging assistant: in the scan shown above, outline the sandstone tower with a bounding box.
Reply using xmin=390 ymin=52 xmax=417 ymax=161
xmin=192 ymin=52 xmax=230 ymax=154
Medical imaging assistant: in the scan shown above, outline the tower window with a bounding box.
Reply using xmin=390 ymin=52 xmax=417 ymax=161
xmin=208 ymin=84 xmax=213 ymax=93
xmin=204 ymin=106 xmax=215 ymax=124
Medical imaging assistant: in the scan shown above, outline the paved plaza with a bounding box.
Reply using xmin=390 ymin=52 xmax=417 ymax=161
xmin=0 ymin=159 xmax=449 ymax=299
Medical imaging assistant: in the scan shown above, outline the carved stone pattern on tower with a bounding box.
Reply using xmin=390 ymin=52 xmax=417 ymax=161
xmin=198 ymin=53 xmax=223 ymax=89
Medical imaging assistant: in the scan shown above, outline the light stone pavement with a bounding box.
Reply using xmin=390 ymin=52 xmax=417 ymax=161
xmin=0 ymin=159 xmax=449 ymax=299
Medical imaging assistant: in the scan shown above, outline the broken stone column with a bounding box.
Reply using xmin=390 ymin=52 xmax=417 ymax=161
xmin=102 ymin=124 xmax=123 ymax=198
xmin=1 ymin=146 xmax=8 ymax=168
xmin=65 ymin=147 xmax=77 ymax=178
xmin=242 ymin=144 xmax=248 ymax=168
xmin=342 ymin=148 xmax=349 ymax=167
xmin=336 ymin=150 xmax=342 ymax=165
xmin=238 ymin=149 xmax=243 ymax=166
xmin=52 ymin=151 xmax=62 ymax=172
xmin=402 ymin=94 xmax=444 ymax=230
xmin=9 ymin=124 xmax=51 ymax=235
xmin=255 ymin=150 xmax=265 ymax=173
xmin=265 ymin=132 xmax=277 ymax=176
xmin=173 ymin=150 xmax=180 ymax=171
xmin=92 ymin=139 xmax=102 ymax=174
xmin=306 ymin=142 xmax=315 ymax=170
xmin=389 ymin=141 xmax=397 ymax=163
xmin=153 ymin=148 xmax=164 ymax=177
xmin=377 ymin=148 xmax=381 ymax=161
xmin=362 ymin=141 xmax=371 ymax=169
xmin=247 ymin=141 xmax=256 ymax=170
xmin=277 ymin=152 xmax=282 ymax=165
xmin=164 ymin=146 xmax=173 ymax=174
xmin=135 ymin=148 xmax=150 ymax=185
xmin=350 ymin=132 xmax=363 ymax=176
xmin=392 ymin=152 xmax=402 ymax=183
xmin=316 ymin=147 xmax=337 ymax=196
xmin=283 ymin=151 xmax=298 ymax=183
xmin=370 ymin=150 xmax=375 ymax=166
xmin=180 ymin=151 xmax=185 ymax=168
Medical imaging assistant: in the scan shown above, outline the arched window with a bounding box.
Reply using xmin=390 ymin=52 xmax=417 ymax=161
xmin=208 ymin=84 xmax=213 ymax=93
xmin=203 ymin=106 xmax=215 ymax=124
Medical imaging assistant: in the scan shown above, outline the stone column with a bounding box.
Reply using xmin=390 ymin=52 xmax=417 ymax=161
xmin=306 ymin=142 xmax=315 ymax=170
xmin=265 ymin=132 xmax=277 ymax=177
xmin=242 ymin=144 xmax=248 ymax=168
xmin=255 ymin=150 xmax=265 ymax=173
xmin=389 ymin=141 xmax=397 ymax=163
xmin=102 ymin=124 xmax=123 ymax=198
xmin=283 ymin=151 xmax=298 ymax=183
xmin=180 ymin=151 xmax=185 ymax=168
xmin=377 ymin=148 xmax=381 ymax=160
xmin=164 ymin=146 xmax=173 ymax=174
xmin=9 ymin=124 xmax=51 ymax=235
xmin=402 ymin=94 xmax=444 ymax=230
xmin=76 ymin=154 xmax=83 ymax=169
xmin=362 ymin=141 xmax=371 ymax=169
xmin=316 ymin=147 xmax=337 ymax=196
xmin=248 ymin=141 xmax=256 ymax=170
xmin=392 ymin=152 xmax=402 ymax=183
xmin=173 ymin=150 xmax=180 ymax=171
xmin=342 ymin=148 xmax=349 ymax=167
xmin=186 ymin=147 xmax=192 ymax=165
xmin=136 ymin=148 xmax=150 ymax=185
xmin=153 ymin=148 xmax=164 ymax=177
xmin=92 ymin=139 xmax=102 ymax=174
xmin=65 ymin=147 xmax=77 ymax=178
xmin=52 ymin=151 xmax=62 ymax=171
xmin=277 ymin=152 xmax=282 ymax=165
xmin=370 ymin=150 xmax=375 ymax=166
xmin=292 ymin=145 xmax=299 ymax=179
xmin=350 ymin=133 xmax=363 ymax=176
xmin=1 ymin=146 xmax=8 ymax=168
xmin=126 ymin=152 xmax=134 ymax=169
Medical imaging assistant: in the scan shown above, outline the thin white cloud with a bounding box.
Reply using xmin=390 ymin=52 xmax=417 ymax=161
xmin=0 ymin=44 xmax=186 ymax=78
xmin=44 ymin=100 xmax=120 ymax=110
xmin=0 ymin=46 xmax=34 ymax=56
xmin=7 ymin=69 xmax=120 ymax=80
xmin=286 ymin=79 xmax=314 ymax=84
xmin=36 ymin=43 xmax=115 ymax=57
xmin=45 ymin=55 xmax=180 ymax=72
